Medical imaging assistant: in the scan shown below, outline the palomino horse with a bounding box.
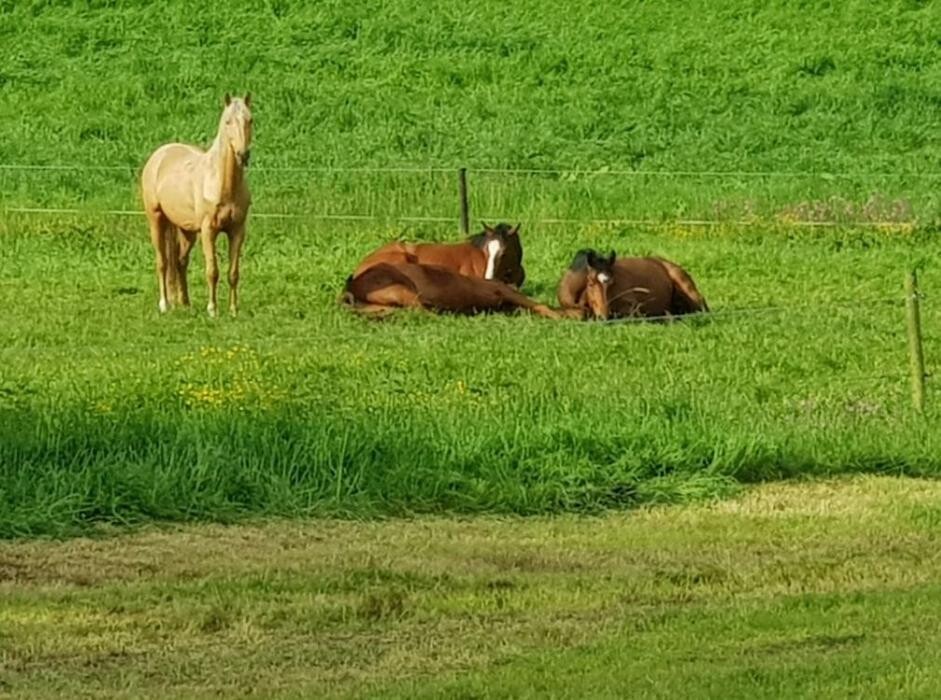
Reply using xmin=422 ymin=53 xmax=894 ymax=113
xmin=141 ymin=93 xmax=253 ymax=316
xmin=353 ymin=223 xmax=526 ymax=287
xmin=558 ymin=249 xmax=709 ymax=320
xmin=342 ymin=262 xmax=558 ymax=318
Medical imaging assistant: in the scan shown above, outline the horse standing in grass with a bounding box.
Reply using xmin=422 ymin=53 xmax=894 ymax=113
xmin=342 ymin=262 xmax=558 ymax=318
xmin=354 ymin=223 xmax=526 ymax=287
xmin=558 ymin=249 xmax=709 ymax=320
xmin=141 ymin=93 xmax=253 ymax=316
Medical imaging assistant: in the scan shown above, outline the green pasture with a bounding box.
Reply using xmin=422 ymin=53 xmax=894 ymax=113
xmin=1 ymin=213 xmax=938 ymax=536
xmin=0 ymin=0 xmax=940 ymax=221
xmin=0 ymin=0 xmax=940 ymax=536
xmin=3 ymin=2 xmax=941 ymax=697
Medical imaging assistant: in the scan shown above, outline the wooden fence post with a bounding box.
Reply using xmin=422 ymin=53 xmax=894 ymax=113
xmin=905 ymin=270 xmax=927 ymax=413
xmin=458 ymin=167 xmax=469 ymax=236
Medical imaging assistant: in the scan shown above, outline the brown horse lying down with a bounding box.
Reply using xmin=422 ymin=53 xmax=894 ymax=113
xmin=343 ymin=262 xmax=558 ymax=319
xmin=353 ymin=223 xmax=525 ymax=287
xmin=558 ymin=249 xmax=709 ymax=320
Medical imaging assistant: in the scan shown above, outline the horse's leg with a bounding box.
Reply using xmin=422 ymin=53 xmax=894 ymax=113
xmin=557 ymin=270 xmax=588 ymax=311
xmin=146 ymin=211 xmax=169 ymax=313
xmin=177 ymin=230 xmax=197 ymax=306
xmin=341 ymin=283 xmax=423 ymax=318
xmin=338 ymin=284 xmax=402 ymax=318
xmin=494 ymin=286 xmax=560 ymax=319
xmin=526 ymin=303 xmax=560 ymax=319
xmin=199 ymin=223 xmax=220 ymax=317
xmin=364 ymin=283 xmax=422 ymax=310
xmin=226 ymin=223 xmax=246 ymax=316
xmin=658 ymin=259 xmax=709 ymax=313
xmin=346 ymin=303 xmax=401 ymax=319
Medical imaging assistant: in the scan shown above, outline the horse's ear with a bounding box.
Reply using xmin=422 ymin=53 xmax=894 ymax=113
xmin=481 ymin=221 xmax=492 ymax=232
xmin=224 ymin=92 xmax=232 ymax=106
xmin=510 ymin=223 xmax=521 ymax=235
xmin=608 ymin=251 xmax=617 ymax=265
xmin=244 ymin=92 xmax=252 ymax=108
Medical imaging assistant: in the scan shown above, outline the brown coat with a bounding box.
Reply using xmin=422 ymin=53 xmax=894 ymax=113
xmin=558 ymin=255 xmax=708 ymax=319
xmin=343 ymin=262 xmax=557 ymax=318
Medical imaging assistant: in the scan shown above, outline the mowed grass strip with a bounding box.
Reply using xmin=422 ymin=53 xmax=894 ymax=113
xmin=1 ymin=477 xmax=941 ymax=699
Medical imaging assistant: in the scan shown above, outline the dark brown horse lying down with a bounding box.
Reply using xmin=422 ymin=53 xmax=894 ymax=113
xmin=558 ymin=249 xmax=709 ymax=320
xmin=353 ymin=223 xmax=525 ymax=287
xmin=343 ymin=262 xmax=558 ymax=319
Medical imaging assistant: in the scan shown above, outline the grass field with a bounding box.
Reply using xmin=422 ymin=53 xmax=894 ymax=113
xmin=1 ymin=1 xmax=941 ymax=536
xmin=4 ymin=477 xmax=941 ymax=699
xmin=3 ymin=2 xmax=941 ymax=696
xmin=2 ymin=0 xmax=941 ymax=221
xmin=1 ymin=212 xmax=939 ymax=536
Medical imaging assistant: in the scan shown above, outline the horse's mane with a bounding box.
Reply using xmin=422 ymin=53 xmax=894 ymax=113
xmin=568 ymin=248 xmax=601 ymax=271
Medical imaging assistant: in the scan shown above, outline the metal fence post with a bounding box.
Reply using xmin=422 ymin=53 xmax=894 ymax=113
xmin=906 ymin=270 xmax=927 ymax=413
xmin=458 ymin=167 xmax=469 ymax=236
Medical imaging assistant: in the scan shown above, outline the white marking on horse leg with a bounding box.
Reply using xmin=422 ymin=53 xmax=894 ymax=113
xmin=484 ymin=239 xmax=502 ymax=280
xmin=159 ymin=298 xmax=168 ymax=313
xmin=207 ymin=302 xmax=218 ymax=317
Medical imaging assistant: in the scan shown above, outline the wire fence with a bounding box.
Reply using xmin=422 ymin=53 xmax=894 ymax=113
xmin=0 ymin=205 xmax=922 ymax=229
xmin=0 ymin=162 xmax=933 ymax=228
xmin=3 ymin=163 xmax=941 ymax=178
xmin=0 ymin=161 xmax=933 ymax=409
xmin=0 ymin=294 xmax=916 ymax=348
xmin=602 ymin=296 xmax=910 ymax=325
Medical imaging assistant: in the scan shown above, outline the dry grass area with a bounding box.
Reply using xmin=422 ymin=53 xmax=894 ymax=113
xmin=3 ymin=476 xmax=941 ymax=699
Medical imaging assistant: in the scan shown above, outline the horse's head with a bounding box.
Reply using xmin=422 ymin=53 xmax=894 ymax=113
xmin=220 ymin=93 xmax=253 ymax=167
xmin=471 ymin=222 xmax=525 ymax=286
xmin=584 ymin=250 xmax=616 ymax=320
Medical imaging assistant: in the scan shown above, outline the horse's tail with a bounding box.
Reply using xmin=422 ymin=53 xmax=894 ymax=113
xmin=163 ymin=225 xmax=181 ymax=303
xmin=659 ymin=258 xmax=709 ymax=313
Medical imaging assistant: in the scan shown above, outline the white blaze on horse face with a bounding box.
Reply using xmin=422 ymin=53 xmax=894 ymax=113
xmin=484 ymin=238 xmax=502 ymax=280
xmin=598 ymin=272 xmax=611 ymax=284
xmin=222 ymin=99 xmax=253 ymax=164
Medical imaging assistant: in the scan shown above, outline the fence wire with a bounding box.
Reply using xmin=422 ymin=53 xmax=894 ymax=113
xmin=0 ymin=206 xmax=921 ymax=229
xmin=1 ymin=162 xmax=931 ymax=228
xmin=0 ymin=162 xmax=931 ymax=407
xmin=0 ymin=294 xmax=911 ymax=355
xmin=3 ymin=163 xmax=941 ymax=178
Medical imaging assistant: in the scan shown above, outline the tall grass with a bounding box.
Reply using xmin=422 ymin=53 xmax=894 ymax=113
xmin=1 ymin=214 xmax=938 ymax=536
xmin=1 ymin=1 xmax=940 ymax=219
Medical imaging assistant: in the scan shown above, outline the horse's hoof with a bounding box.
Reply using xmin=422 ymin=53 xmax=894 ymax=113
xmin=207 ymin=303 xmax=218 ymax=318
xmin=158 ymin=299 xmax=169 ymax=313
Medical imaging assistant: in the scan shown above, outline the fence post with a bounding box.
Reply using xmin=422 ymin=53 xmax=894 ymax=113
xmin=905 ymin=270 xmax=927 ymax=413
xmin=458 ymin=167 xmax=469 ymax=236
